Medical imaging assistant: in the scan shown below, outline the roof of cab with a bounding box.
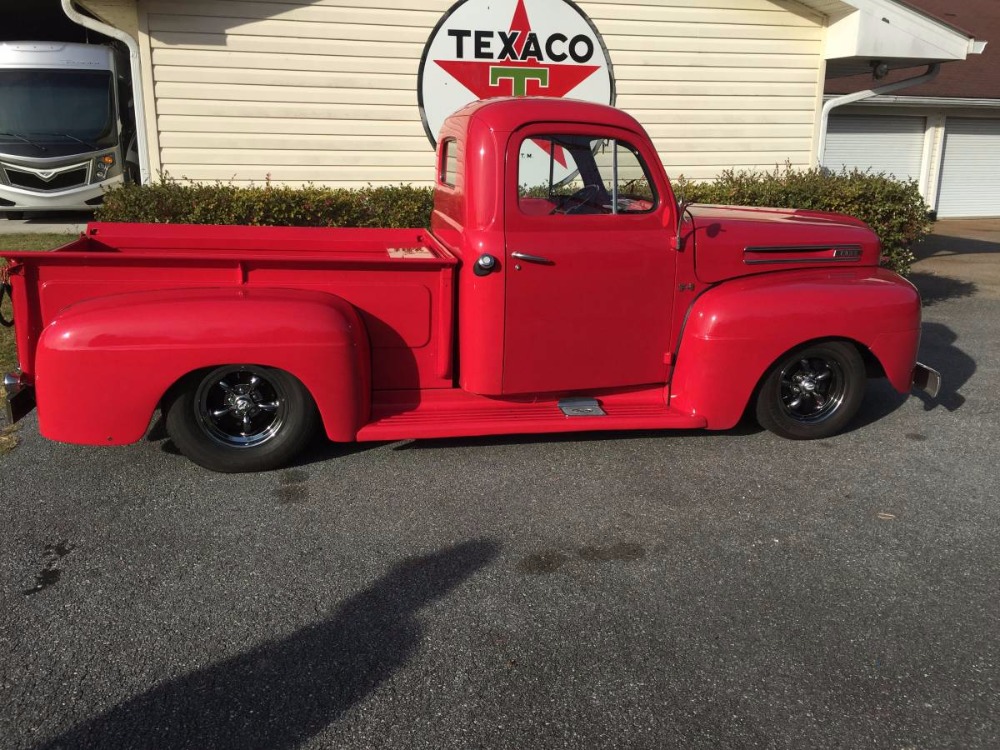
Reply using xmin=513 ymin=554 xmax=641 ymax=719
xmin=452 ymin=97 xmax=646 ymax=135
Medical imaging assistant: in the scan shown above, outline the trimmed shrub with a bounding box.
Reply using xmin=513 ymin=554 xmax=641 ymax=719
xmin=98 ymin=165 xmax=929 ymax=274
xmin=96 ymin=179 xmax=435 ymax=229
xmin=673 ymin=165 xmax=931 ymax=275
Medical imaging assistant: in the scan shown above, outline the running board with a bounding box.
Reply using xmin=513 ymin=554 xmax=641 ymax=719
xmin=356 ymin=388 xmax=706 ymax=442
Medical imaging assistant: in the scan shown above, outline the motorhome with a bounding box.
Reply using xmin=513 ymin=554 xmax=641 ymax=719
xmin=0 ymin=41 xmax=135 ymax=217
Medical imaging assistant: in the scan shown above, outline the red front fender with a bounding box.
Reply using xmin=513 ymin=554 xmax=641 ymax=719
xmin=668 ymin=268 xmax=921 ymax=429
xmin=34 ymin=287 xmax=371 ymax=445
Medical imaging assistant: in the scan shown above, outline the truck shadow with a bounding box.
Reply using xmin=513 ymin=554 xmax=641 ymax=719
xmin=383 ymin=423 xmax=764 ymax=454
xmin=913 ymin=321 xmax=975 ymax=412
xmin=851 ymin=320 xmax=976 ymax=419
xmin=35 ymin=539 xmax=499 ymax=750
xmin=913 ymin=232 xmax=1000 ymax=261
xmin=908 ymin=271 xmax=977 ymax=307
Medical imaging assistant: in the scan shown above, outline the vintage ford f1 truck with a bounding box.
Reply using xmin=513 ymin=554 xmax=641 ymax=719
xmin=1 ymin=97 xmax=939 ymax=472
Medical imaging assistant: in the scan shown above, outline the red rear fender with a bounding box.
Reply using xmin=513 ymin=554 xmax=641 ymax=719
xmin=34 ymin=287 xmax=371 ymax=445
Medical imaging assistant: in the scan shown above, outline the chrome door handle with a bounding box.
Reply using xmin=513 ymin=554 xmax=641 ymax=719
xmin=511 ymin=251 xmax=554 ymax=265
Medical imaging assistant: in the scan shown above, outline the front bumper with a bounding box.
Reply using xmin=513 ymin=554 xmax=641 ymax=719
xmin=3 ymin=372 xmax=35 ymax=425
xmin=912 ymin=362 xmax=941 ymax=398
xmin=0 ymin=174 xmax=123 ymax=212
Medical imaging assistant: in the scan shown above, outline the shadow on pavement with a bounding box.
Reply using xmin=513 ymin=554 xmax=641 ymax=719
xmin=381 ymin=419 xmax=765 ymax=454
xmin=908 ymin=272 xmax=977 ymax=307
xmin=845 ymin=378 xmax=908 ymax=434
xmin=913 ymin=321 xmax=976 ymax=412
xmin=36 ymin=539 xmax=500 ymax=750
xmin=914 ymin=233 xmax=1000 ymax=261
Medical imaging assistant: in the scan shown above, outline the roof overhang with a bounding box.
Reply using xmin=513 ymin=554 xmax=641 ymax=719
xmin=797 ymin=0 xmax=985 ymax=78
xmin=823 ymin=94 xmax=1000 ymax=109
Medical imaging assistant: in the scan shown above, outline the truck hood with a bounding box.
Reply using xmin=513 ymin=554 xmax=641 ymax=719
xmin=688 ymin=204 xmax=881 ymax=284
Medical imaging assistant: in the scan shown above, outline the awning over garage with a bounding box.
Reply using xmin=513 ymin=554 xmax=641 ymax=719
xmin=798 ymin=0 xmax=984 ymax=77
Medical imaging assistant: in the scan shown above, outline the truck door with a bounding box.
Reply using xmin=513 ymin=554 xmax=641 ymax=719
xmin=502 ymin=125 xmax=676 ymax=395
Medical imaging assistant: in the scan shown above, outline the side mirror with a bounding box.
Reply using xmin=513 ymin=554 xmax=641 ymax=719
xmin=672 ymin=199 xmax=693 ymax=251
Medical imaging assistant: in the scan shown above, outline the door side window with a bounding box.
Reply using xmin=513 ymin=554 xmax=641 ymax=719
xmin=517 ymin=135 xmax=657 ymax=216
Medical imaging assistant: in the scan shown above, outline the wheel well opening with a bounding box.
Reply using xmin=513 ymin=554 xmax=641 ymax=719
xmin=158 ymin=364 xmax=321 ymax=416
xmin=749 ymin=337 xmax=870 ymax=439
xmin=159 ymin=363 xmax=322 ymax=472
xmin=857 ymin=345 xmax=887 ymax=379
xmin=743 ymin=336 xmax=877 ymax=416
xmin=160 ymin=366 xmax=215 ymax=410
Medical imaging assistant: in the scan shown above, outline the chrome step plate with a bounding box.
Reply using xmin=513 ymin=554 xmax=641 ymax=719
xmin=558 ymin=398 xmax=606 ymax=417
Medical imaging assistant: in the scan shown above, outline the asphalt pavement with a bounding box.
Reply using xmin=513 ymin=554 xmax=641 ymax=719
xmin=0 ymin=212 xmax=89 ymax=234
xmin=0 ymin=220 xmax=997 ymax=749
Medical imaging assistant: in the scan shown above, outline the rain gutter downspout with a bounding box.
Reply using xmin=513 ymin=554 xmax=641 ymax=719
xmin=817 ymin=63 xmax=941 ymax=166
xmin=61 ymin=0 xmax=151 ymax=184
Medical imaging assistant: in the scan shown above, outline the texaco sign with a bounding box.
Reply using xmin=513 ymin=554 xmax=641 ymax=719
xmin=418 ymin=0 xmax=615 ymax=146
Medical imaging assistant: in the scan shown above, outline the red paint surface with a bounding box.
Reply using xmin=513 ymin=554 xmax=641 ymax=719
xmin=2 ymin=98 xmax=927 ymax=449
xmin=35 ymin=287 xmax=369 ymax=444
xmin=501 ymin=121 xmax=675 ymax=395
xmin=668 ymin=267 xmax=921 ymax=428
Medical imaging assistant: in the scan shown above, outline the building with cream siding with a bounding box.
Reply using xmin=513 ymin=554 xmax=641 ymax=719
xmin=73 ymin=0 xmax=980 ymax=189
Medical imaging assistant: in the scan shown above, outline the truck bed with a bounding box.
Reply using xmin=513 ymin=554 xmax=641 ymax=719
xmin=7 ymin=222 xmax=456 ymax=266
xmin=3 ymin=222 xmax=458 ymax=390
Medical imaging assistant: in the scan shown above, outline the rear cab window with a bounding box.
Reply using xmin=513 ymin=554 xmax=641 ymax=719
xmin=439 ymin=137 xmax=458 ymax=187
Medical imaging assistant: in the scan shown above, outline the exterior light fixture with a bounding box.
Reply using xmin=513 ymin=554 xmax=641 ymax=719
xmin=871 ymin=60 xmax=890 ymax=80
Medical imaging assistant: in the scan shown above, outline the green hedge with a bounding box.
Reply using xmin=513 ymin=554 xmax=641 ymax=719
xmin=674 ymin=165 xmax=931 ymax=275
xmin=96 ymin=180 xmax=435 ymax=229
xmin=98 ymin=166 xmax=929 ymax=274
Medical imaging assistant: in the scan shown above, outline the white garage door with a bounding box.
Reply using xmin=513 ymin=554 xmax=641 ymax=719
xmin=936 ymin=118 xmax=1000 ymax=218
xmin=824 ymin=115 xmax=926 ymax=181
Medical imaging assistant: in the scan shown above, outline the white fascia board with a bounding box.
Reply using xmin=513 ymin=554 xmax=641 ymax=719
xmin=825 ymin=94 xmax=1000 ymax=108
xmin=825 ymin=10 xmax=863 ymax=59
xmin=802 ymin=0 xmax=980 ymax=62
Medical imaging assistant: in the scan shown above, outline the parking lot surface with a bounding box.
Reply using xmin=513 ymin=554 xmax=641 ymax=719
xmin=1 ymin=220 xmax=997 ymax=749
xmin=0 ymin=213 xmax=87 ymax=236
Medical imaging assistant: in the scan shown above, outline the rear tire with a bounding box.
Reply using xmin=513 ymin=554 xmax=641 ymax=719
xmin=755 ymin=341 xmax=866 ymax=440
xmin=165 ymin=365 xmax=318 ymax=472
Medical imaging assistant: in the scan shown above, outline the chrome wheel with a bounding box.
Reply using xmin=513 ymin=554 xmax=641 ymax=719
xmin=778 ymin=356 xmax=847 ymax=424
xmin=755 ymin=341 xmax=866 ymax=440
xmin=166 ymin=364 xmax=319 ymax=472
xmin=195 ymin=366 xmax=288 ymax=448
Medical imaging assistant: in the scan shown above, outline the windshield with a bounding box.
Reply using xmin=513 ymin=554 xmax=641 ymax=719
xmin=0 ymin=69 xmax=116 ymax=148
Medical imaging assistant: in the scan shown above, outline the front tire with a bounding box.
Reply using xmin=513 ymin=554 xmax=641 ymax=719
xmin=165 ymin=365 xmax=318 ymax=472
xmin=755 ymin=342 xmax=866 ymax=440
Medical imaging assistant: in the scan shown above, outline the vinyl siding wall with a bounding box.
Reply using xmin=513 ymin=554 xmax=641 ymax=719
xmin=137 ymin=0 xmax=827 ymax=186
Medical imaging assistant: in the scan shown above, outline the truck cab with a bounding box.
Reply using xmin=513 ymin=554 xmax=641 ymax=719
xmin=1 ymin=98 xmax=939 ymax=472
xmin=434 ymin=98 xmax=680 ymax=398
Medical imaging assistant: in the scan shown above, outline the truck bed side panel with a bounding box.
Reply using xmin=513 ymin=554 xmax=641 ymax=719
xmin=5 ymin=224 xmax=456 ymax=392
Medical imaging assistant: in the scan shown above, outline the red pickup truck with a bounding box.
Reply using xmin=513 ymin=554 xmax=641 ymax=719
xmin=2 ymin=98 xmax=939 ymax=472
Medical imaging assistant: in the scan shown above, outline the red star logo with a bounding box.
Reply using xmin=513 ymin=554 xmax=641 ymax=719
xmin=433 ymin=0 xmax=601 ymax=166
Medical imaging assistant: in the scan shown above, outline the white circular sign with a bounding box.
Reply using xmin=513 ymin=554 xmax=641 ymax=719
xmin=418 ymin=0 xmax=615 ymax=147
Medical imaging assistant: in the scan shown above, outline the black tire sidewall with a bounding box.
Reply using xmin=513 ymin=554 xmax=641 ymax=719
xmin=756 ymin=342 xmax=866 ymax=440
xmin=165 ymin=366 xmax=318 ymax=472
